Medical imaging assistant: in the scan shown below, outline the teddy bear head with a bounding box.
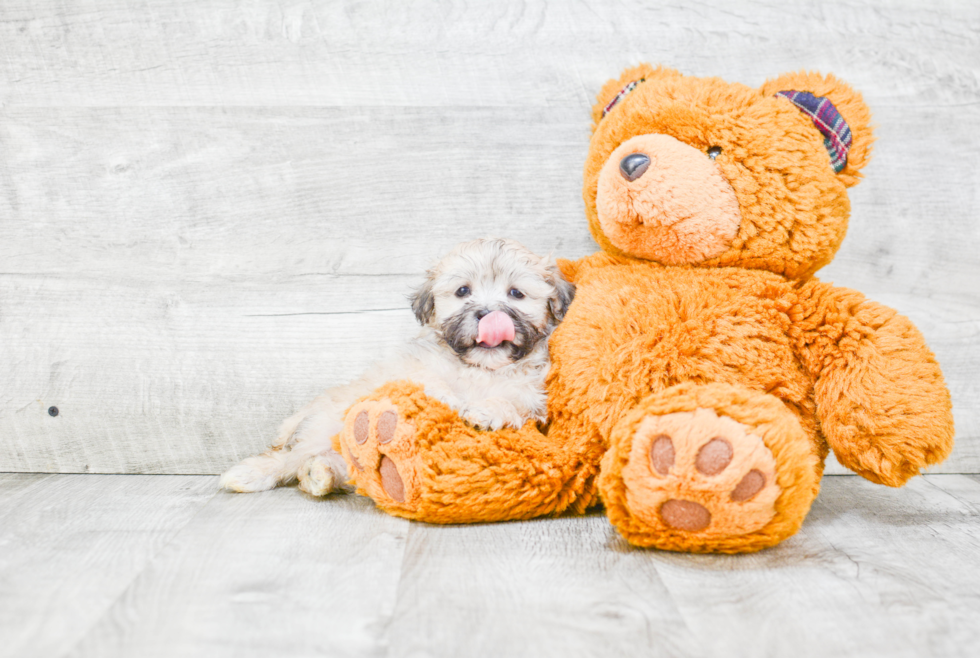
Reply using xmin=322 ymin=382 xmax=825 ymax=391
xmin=584 ymin=65 xmax=874 ymax=279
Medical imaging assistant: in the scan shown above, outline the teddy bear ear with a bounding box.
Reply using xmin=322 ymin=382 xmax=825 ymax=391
xmin=761 ymin=72 xmax=873 ymax=187
xmin=591 ymin=64 xmax=682 ymax=129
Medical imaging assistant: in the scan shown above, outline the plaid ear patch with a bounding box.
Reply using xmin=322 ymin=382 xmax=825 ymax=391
xmin=776 ymin=90 xmax=852 ymax=173
xmin=601 ymin=78 xmax=645 ymax=119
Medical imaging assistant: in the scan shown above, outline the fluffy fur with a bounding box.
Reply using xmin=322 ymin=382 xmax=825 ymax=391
xmin=220 ymin=238 xmax=573 ymax=496
xmin=328 ymin=66 xmax=953 ymax=554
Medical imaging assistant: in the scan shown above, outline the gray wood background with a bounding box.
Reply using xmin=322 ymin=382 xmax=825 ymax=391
xmin=4 ymin=472 xmax=980 ymax=657
xmin=1 ymin=0 xmax=978 ymax=476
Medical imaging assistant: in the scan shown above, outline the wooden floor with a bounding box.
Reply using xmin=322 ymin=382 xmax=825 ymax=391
xmin=2 ymin=473 xmax=978 ymax=658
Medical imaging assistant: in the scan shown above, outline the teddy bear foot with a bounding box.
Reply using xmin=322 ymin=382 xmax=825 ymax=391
xmin=622 ymin=409 xmax=780 ymax=534
xmin=337 ymin=398 xmax=421 ymax=512
xmin=600 ymin=383 xmax=822 ymax=553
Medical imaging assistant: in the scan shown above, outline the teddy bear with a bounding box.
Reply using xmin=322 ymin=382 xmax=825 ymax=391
xmin=330 ymin=65 xmax=955 ymax=553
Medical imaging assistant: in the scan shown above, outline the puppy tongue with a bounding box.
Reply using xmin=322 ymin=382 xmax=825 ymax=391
xmin=477 ymin=311 xmax=516 ymax=348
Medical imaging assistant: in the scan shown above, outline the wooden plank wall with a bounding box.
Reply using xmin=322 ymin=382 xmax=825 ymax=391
xmin=1 ymin=0 xmax=978 ymax=474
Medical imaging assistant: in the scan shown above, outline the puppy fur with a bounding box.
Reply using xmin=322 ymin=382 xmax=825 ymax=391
xmin=220 ymin=238 xmax=574 ymax=496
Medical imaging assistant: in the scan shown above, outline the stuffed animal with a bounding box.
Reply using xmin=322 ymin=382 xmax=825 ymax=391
xmin=333 ymin=65 xmax=955 ymax=553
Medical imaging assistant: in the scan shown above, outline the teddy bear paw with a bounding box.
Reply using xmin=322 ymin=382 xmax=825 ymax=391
xmin=622 ymin=408 xmax=781 ymax=538
xmin=338 ymin=399 xmax=420 ymax=509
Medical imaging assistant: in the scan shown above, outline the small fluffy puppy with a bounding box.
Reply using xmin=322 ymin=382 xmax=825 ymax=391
xmin=220 ymin=238 xmax=574 ymax=496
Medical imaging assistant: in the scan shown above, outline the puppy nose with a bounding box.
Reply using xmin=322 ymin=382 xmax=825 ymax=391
xmin=619 ymin=153 xmax=650 ymax=181
xmin=475 ymin=309 xmax=491 ymax=319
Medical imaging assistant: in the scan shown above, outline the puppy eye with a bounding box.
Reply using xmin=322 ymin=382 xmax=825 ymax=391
xmin=707 ymin=146 xmax=723 ymax=160
xmin=455 ymin=286 xmax=470 ymax=298
xmin=509 ymin=288 xmax=525 ymax=299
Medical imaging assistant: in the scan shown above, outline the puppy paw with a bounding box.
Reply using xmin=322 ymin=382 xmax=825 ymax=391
xmin=338 ymin=399 xmax=419 ymax=509
xmin=219 ymin=455 xmax=282 ymax=493
xmin=460 ymin=406 xmax=504 ymax=431
xmin=460 ymin=398 xmax=525 ymax=431
xmin=621 ymin=409 xmax=780 ymax=538
xmin=297 ymin=451 xmax=350 ymax=496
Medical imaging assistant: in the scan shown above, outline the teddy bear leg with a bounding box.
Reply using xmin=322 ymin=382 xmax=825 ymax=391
xmin=335 ymin=381 xmax=588 ymax=523
xmin=599 ymin=382 xmax=823 ymax=553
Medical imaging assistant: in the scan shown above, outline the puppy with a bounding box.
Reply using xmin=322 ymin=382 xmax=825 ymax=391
xmin=220 ymin=238 xmax=574 ymax=496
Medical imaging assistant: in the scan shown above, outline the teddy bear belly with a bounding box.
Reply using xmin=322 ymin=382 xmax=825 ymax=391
xmin=547 ymin=266 xmax=818 ymax=442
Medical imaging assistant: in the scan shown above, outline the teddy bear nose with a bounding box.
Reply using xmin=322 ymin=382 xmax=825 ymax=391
xmin=619 ymin=153 xmax=651 ymax=181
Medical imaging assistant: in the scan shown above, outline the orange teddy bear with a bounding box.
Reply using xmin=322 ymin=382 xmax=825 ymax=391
xmin=333 ymin=65 xmax=955 ymax=553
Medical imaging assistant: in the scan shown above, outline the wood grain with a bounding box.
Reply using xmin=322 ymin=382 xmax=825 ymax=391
xmin=3 ymin=474 xmax=975 ymax=658
xmin=650 ymin=474 xmax=980 ymax=658
xmin=66 ymin=483 xmax=410 ymax=658
xmin=0 ymin=107 xmax=593 ymax=279
xmin=0 ymin=474 xmax=215 ymax=658
xmin=387 ymin=517 xmax=700 ymax=658
xmin=0 ymin=0 xmax=977 ymax=474
xmin=0 ymin=1 xmax=976 ymax=108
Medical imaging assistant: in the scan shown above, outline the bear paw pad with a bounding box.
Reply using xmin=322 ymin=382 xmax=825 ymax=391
xmin=339 ymin=400 xmax=419 ymax=508
xmin=623 ymin=408 xmax=780 ymax=538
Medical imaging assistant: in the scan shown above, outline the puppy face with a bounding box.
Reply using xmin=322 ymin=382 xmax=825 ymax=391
xmin=411 ymin=238 xmax=575 ymax=370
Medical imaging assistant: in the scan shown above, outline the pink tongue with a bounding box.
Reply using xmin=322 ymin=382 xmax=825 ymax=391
xmin=477 ymin=311 xmax=516 ymax=347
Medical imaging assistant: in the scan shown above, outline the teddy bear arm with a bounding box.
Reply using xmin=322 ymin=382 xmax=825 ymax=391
xmin=794 ymin=282 xmax=954 ymax=486
xmin=335 ymin=381 xmax=594 ymax=523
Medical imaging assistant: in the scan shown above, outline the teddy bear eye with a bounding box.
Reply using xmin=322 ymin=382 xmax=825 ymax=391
xmin=455 ymin=286 xmax=470 ymax=297
xmin=707 ymin=146 xmax=723 ymax=160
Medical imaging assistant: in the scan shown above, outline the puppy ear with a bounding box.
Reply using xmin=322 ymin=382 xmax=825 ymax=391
xmin=410 ymin=273 xmax=436 ymax=326
xmin=545 ymin=260 xmax=576 ymax=323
